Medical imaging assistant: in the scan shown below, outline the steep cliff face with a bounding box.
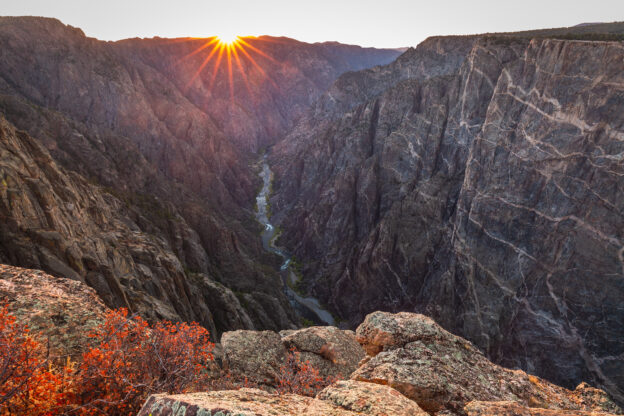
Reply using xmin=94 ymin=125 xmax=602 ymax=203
xmin=0 ymin=16 xmax=399 ymax=334
xmin=271 ymin=37 xmax=624 ymax=402
xmin=0 ymin=115 xmax=267 ymax=337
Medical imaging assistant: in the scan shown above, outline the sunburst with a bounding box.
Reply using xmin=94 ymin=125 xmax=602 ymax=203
xmin=216 ymin=32 xmax=239 ymax=46
xmin=181 ymin=33 xmax=279 ymax=99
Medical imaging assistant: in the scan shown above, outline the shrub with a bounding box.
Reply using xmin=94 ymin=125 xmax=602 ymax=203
xmin=1 ymin=306 xmax=335 ymax=415
xmin=75 ymin=308 xmax=214 ymax=415
xmin=0 ymin=303 xmax=71 ymax=416
xmin=276 ymin=348 xmax=340 ymax=397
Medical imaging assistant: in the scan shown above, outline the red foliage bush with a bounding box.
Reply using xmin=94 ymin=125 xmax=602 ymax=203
xmin=0 ymin=303 xmax=70 ymax=416
xmin=276 ymin=348 xmax=340 ymax=397
xmin=75 ymin=308 xmax=214 ymax=415
xmin=1 ymin=305 xmax=335 ymax=415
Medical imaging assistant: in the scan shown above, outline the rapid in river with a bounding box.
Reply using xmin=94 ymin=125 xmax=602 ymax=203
xmin=255 ymin=153 xmax=335 ymax=326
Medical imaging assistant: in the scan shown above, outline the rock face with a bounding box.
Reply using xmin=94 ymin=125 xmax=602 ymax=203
xmin=0 ymin=264 xmax=107 ymax=359
xmin=271 ymin=35 xmax=624 ymax=402
xmin=0 ymin=16 xmax=399 ymax=335
xmin=352 ymin=312 xmax=622 ymax=415
xmin=0 ymin=114 xmax=260 ymax=337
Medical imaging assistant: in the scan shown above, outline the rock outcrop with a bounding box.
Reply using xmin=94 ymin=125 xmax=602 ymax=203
xmin=271 ymin=35 xmax=624 ymax=402
xmin=139 ymin=311 xmax=621 ymax=416
xmin=352 ymin=312 xmax=622 ymax=415
xmin=281 ymin=326 xmax=365 ymax=378
xmin=5 ymin=271 xmax=617 ymax=416
xmin=221 ymin=330 xmax=288 ymax=384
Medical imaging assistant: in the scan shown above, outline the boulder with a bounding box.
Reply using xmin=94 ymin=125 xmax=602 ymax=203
xmin=355 ymin=311 xmax=462 ymax=356
xmin=317 ymin=380 xmax=428 ymax=415
xmin=281 ymin=326 xmax=365 ymax=378
xmin=221 ymin=330 xmax=287 ymax=384
xmin=352 ymin=312 xmax=623 ymax=415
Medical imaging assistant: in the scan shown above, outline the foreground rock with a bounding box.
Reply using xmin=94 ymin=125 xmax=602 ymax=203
xmin=139 ymin=389 xmax=355 ymax=416
xmin=465 ymin=401 xmax=618 ymax=416
xmin=221 ymin=330 xmax=287 ymax=384
xmin=352 ymin=312 xmax=622 ymax=415
xmin=281 ymin=326 xmax=365 ymax=378
xmin=317 ymin=380 xmax=428 ymax=415
xmin=139 ymin=384 xmax=426 ymax=416
xmin=0 ymin=264 xmax=107 ymax=359
xmin=220 ymin=325 xmax=366 ymax=383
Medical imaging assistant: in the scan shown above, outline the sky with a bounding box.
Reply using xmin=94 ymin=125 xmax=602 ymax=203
xmin=1 ymin=0 xmax=623 ymax=48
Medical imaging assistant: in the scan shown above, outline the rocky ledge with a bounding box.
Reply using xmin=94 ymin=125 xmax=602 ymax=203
xmin=139 ymin=382 xmax=427 ymax=416
xmin=0 ymin=265 xmax=620 ymax=415
xmin=141 ymin=311 xmax=622 ymax=416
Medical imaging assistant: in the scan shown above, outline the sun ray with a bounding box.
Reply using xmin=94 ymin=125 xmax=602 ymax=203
xmin=181 ymin=37 xmax=219 ymax=61
xmin=232 ymin=41 xmax=279 ymax=89
xmin=226 ymin=43 xmax=234 ymax=99
xmin=184 ymin=42 xmax=221 ymax=91
xmin=209 ymin=43 xmax=226 ymax=91
xmin=231 ymin=42 xmax=253 ymax=97
xmin=182 ymin=32 xmax=282 ymax=98
xmin=236 ymin=38 xmax=279 ymax=63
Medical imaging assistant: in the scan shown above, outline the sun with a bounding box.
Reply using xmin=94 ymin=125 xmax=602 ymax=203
xmin=181 ymin=32 xmax=279 ymax=100
xmin=216 ymin=32 xmax=239 ymax=46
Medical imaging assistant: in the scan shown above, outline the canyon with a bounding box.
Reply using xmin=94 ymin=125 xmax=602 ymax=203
xmin=0 ymin=16 xmax=399 ymax=336
xmin=0 ymin=15 xmax=623 ymax=412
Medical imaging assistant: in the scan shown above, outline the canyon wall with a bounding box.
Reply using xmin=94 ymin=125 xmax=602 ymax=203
xmin=271 ymin=37 xmax=624 ymax=402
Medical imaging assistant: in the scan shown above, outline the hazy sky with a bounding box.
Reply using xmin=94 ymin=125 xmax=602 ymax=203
xmin=1 ymin=0 xmax=623 ymax=48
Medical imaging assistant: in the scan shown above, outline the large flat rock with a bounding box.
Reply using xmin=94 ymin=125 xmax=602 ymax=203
xmin=139 ymin=389 xmax=359 ymax=415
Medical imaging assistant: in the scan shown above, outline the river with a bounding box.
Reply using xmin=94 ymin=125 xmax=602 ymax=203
xmin=255 ymin=153 xmax=335 ymax=326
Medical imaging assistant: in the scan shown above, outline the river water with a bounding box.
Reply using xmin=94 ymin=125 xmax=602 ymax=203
xmin=255 ymin=154 xmax=335 ymax=326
